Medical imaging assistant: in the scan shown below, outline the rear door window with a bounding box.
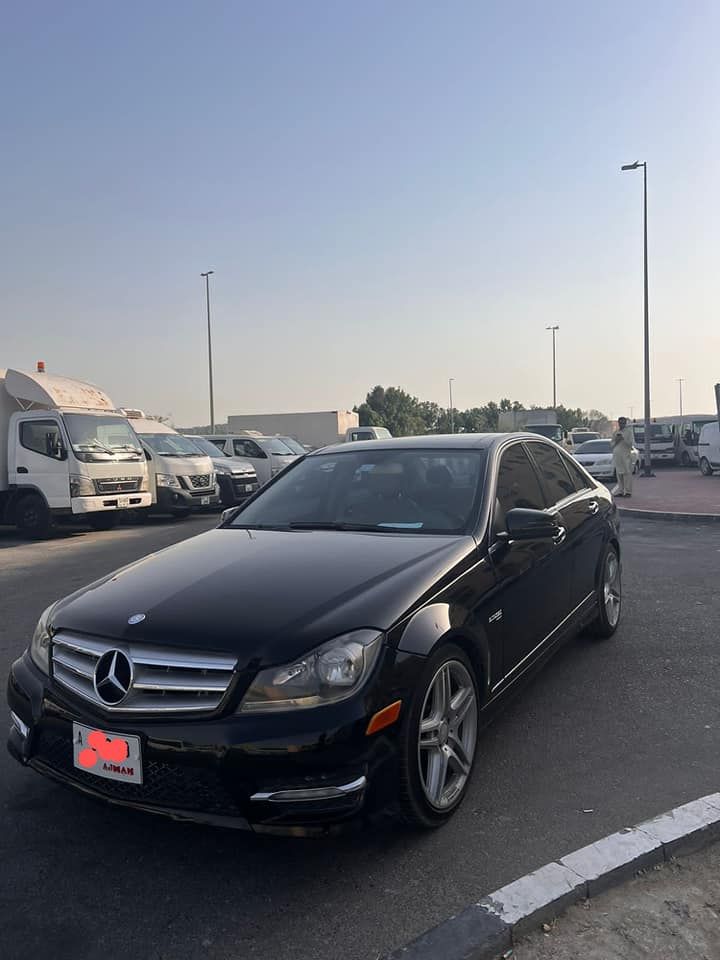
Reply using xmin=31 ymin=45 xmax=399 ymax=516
xmin=495 ymin=443 xmax=545 ymax=522
xmin=526 ymin=442 xmax=576 ymax=506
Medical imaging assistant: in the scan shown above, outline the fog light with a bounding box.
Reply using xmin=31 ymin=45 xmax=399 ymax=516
xmin=10 ymin=711 xmax=29 ymax=739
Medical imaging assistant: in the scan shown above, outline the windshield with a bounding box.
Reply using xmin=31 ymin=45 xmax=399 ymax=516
xmin=633 ymin=424 xmax=673 ymax=441
xmin=571 ymin=432 xmax=599 ymax=444
xmin=278 ymin=437 xmax=307 ymax=455
xmin=142 ymin=433 xmax=209 ymax=457
xmin=230 ymin=449 xmax=486 ymax=534
xmin=189 ymin=436 xmax=230 ymax=458
xmin=524 ymin=425 xmax=563 ymax=442
xmin=64 ymin=414 xmax=143 ymax=459
xmin=576 ymin=440 xmax=611 ymax=454
xmin=259 ymin=437 xmax=297 ymax=456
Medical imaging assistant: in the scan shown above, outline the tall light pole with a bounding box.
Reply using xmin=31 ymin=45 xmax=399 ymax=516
xmin=448 ymin=378 xmax=455 ymax=434
xmin=621 ymin=161 xmax=652 ymax=476
xmin=676 ymin=378 xmax=685 ymax=420
xmin=201 ymin=270 xmax=215 ymax=434
xmin=546 ymin=325 xmax=559 ymax=408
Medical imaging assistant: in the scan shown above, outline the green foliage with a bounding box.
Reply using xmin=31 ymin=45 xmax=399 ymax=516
xmin=356 ymin=386 xmax=608 ymax=438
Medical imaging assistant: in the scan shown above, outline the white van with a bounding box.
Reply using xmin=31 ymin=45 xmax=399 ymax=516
xmin=697 ymin=421 xmax=720 ymax=476
xmin=345 ymin=426 xmax=392 ymax=442
xmin=201 ymin=434 xmax=298 ymax=485
xmin=128 ymin=417 xmax=219 ymax=517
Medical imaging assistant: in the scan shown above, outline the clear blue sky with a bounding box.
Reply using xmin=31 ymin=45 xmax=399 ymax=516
xmin=2 ymin=0 xmax=718 ymax=425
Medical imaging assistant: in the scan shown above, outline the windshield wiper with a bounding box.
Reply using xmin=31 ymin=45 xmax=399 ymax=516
xmin=75 ymin=441 xmax=114 ymax=454
xmin=287 ymin=521 xmax=387 ymax=531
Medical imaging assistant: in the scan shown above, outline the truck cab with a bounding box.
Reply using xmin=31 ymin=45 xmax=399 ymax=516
xmin=0 ymin=368 xmax=151 ymax=538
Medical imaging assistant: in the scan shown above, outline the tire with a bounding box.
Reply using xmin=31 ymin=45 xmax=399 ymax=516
xmin=15 ymin=494 xmax=54 ymax=540
xmin=399 ymin=643 xmax=480 ymax=828
xmin=589 ymin=544 xmax=622 ymax=639
xmin=700 ymin=458 xmax=713 ymax=477
xmin=681 ymin=451 xmax=691 ymax=467
xmin=87 ymin=513 xmax=117 ymax=531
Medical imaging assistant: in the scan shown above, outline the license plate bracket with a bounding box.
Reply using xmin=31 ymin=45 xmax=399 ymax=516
xmin=72 ymin=722 xmax=143 ymax=784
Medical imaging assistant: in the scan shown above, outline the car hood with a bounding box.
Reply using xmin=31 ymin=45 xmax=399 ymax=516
xmin=51 ymin=528 xmax=475 ymax=668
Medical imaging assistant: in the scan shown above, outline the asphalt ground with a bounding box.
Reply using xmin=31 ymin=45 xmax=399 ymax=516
xmin=1 ymin=515 xmax=719 ymax=960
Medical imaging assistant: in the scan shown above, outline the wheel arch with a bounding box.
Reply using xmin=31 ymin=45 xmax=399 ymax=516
xmin=395 ymin=602 xmax=490 ymax=699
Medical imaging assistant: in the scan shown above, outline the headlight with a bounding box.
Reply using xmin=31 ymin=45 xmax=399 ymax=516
xmin=238 ymin=630 xmax=383 ymax=713
xmin=156 ymin=473 xmax=180 ymax=488
xmin=30 ymin=603 xmax=56 ymax=674
xmin=69 ymin=474 xmax=95 ymax=497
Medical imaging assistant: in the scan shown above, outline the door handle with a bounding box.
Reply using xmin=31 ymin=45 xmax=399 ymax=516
xmin=587 ymin=501 xmax=599 ymax=515
xmin=17 ymin=466 xmax=29 ymax=474
xmin=552 ymin=525 xmax=567 ymax=546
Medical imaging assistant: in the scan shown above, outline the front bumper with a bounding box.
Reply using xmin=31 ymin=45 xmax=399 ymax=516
xmin=216 ymin=474 xmax=260 ymax=506
xmin=72 ymin=493 xmax=151 ymax=514
xmin=7 ymin=651 xmax=413 ymax=834
xmin=155 ymin=486 xmax=220 ymax=514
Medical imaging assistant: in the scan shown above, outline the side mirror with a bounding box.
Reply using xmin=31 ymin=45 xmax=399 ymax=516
xmin=219 ymin=506 xmax=241 ymax=525
xmin=504 ymin=507 xmax=560 ymax=541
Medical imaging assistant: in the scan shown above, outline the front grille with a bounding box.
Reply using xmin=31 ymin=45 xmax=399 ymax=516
xmin=34 ymin=730 xmax=241 ymax=816
xmin=94 ymin=477 xmax=141 ymax=494
xmin=51 ymin=632 xmax=237 ymax=714
xmin=187 ymin=474 xmax=212 ymax=489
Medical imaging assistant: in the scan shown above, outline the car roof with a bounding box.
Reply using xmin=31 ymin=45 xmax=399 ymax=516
xmin=310 ymin=433 xmax=542 ymax=456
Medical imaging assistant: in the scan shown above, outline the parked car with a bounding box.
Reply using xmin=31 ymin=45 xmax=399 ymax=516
xmin=201 ymin=434 xmax=298 ymax=485
xmin=185 ymin=436 xmax=259 ymax=506
xmin=8 ymin=434 xmax=621 ymax=834
xmin=345 ymin=426 xmax=392 ymax=442
xmin=572 ymin=439 xmax=639 ymax=481
xmin=698 ymin=421 xmax=720 ymax=475
xmin=129 ymin=417 xmax=219 ymax=518
xmin=567 ymin=430 xmax=600 ymax=451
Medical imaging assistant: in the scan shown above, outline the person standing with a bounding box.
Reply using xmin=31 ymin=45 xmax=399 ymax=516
xmin=612 ymin=417 xmax=635 ymax=497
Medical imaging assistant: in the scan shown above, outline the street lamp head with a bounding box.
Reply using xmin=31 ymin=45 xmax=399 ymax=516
xmin=621 ymin=162 xmax=641 ymax=171
xmin=200 ymin=270 xmax=214 ymax=277
xmin=545 ymin=325 xmax=559 ymax=331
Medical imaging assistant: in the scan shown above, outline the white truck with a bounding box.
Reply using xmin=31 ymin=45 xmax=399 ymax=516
xmin=0 ymin=367 xmax=151 ymax=538
xmin=497 ymin=408 xmax=566 ymax=445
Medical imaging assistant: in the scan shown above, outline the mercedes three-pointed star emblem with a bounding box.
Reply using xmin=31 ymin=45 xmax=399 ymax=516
xmin=93 ymin=649 xmax=133 ymax=705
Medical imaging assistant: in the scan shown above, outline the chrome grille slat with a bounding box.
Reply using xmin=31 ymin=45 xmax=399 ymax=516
xmin=50 ymin=631 xmax=237 ymax=715
xmin=187 ymin=474 xmax=212 ymax=489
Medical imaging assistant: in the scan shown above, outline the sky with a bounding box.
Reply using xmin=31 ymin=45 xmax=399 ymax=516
xmin=2 ymin=0 xmax=719 ymax=426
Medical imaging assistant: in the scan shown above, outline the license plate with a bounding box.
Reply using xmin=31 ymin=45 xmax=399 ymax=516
xmin=201 ymin=496 xmax=210 ymax=505
xmin=72 ymin=722 xmax=142 ymax=784
xmin=245 ymin=484 xmax=254 ymax=493
xmin=118 ymin=496 xmax=130 ymax=508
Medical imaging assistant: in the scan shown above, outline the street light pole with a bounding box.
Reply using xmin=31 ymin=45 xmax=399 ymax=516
xmin=676 ymin=378 xmax=685 ymax=420
xmin=546 ymin=325 xmax=559 ymax=408
xmin=621 ymin=161 xmax=652 ymax=477
xmin=201 ymin=270 xmax=215 ymax=434
xmin=448 ymin=378 xmax=455 ymax=434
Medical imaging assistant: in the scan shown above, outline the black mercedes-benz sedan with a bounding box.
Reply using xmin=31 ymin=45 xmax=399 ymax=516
xmin=8 ymin=434 xmax=621 ymax=834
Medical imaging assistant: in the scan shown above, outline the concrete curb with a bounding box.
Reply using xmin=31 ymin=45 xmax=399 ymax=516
xmin=385 ymin=793 xmax=720 ymax=960
xmin=618 ymin=506 xmax=720 ymax=523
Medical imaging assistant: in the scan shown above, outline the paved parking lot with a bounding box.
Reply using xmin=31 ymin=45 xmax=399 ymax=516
xmin=2 ymin=516 xmax=720 ymax=960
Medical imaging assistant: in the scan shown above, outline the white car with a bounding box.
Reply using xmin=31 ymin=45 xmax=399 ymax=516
xmin=572 ymin=438 xmax=639 ymax=481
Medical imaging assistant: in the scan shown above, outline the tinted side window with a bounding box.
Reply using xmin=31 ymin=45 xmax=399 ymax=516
xmin=527 ymin=442 xmax=576 ymax=505
xmin=20 ymin=420 xmax=64 ymax=459
xmin=561 ymin=452 xmax=593 ymax=492
xmin=495 ymin=444 xmax=545 ymax=525
xmin=233 ymin=439 xmax=264 ymax=458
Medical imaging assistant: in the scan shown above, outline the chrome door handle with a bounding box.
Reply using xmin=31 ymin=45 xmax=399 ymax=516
xmin=552 ymin=526 xmax=567 ymax=545
xmin=587 ymin=501 xmax=599 ymax=515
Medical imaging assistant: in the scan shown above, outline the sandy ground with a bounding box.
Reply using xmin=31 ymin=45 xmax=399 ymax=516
xmin=514 ymin=841 xmax=720 ymax=960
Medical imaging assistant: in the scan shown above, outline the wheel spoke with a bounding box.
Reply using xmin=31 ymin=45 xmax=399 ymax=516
xmin=419 ymin=718 xmax=441 ymax=749
xmin=425 ymin=748 xmax=449 ymax=804
xmin=450 ymin=685 xmax=474 ymax=726
xmin=447 ymin=736 xmax=471 ymax=776
xmin=435 ymin=665 xmax=451 ymax=717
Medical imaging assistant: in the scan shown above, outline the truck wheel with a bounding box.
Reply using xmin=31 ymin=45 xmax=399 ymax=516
xmin=700 ymin=458 xmax=714 ymax=476
xmin=16 ymin=494 xmax=54 ymax=540
xmin=87 ymin=513 xmax=117 ymax=531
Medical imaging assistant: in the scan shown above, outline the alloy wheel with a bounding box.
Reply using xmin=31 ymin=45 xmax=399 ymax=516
xmin=417 ymin=660 xmax=477 ymax=810
xmin=604 ymin=551 xmax=621 ymax=627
